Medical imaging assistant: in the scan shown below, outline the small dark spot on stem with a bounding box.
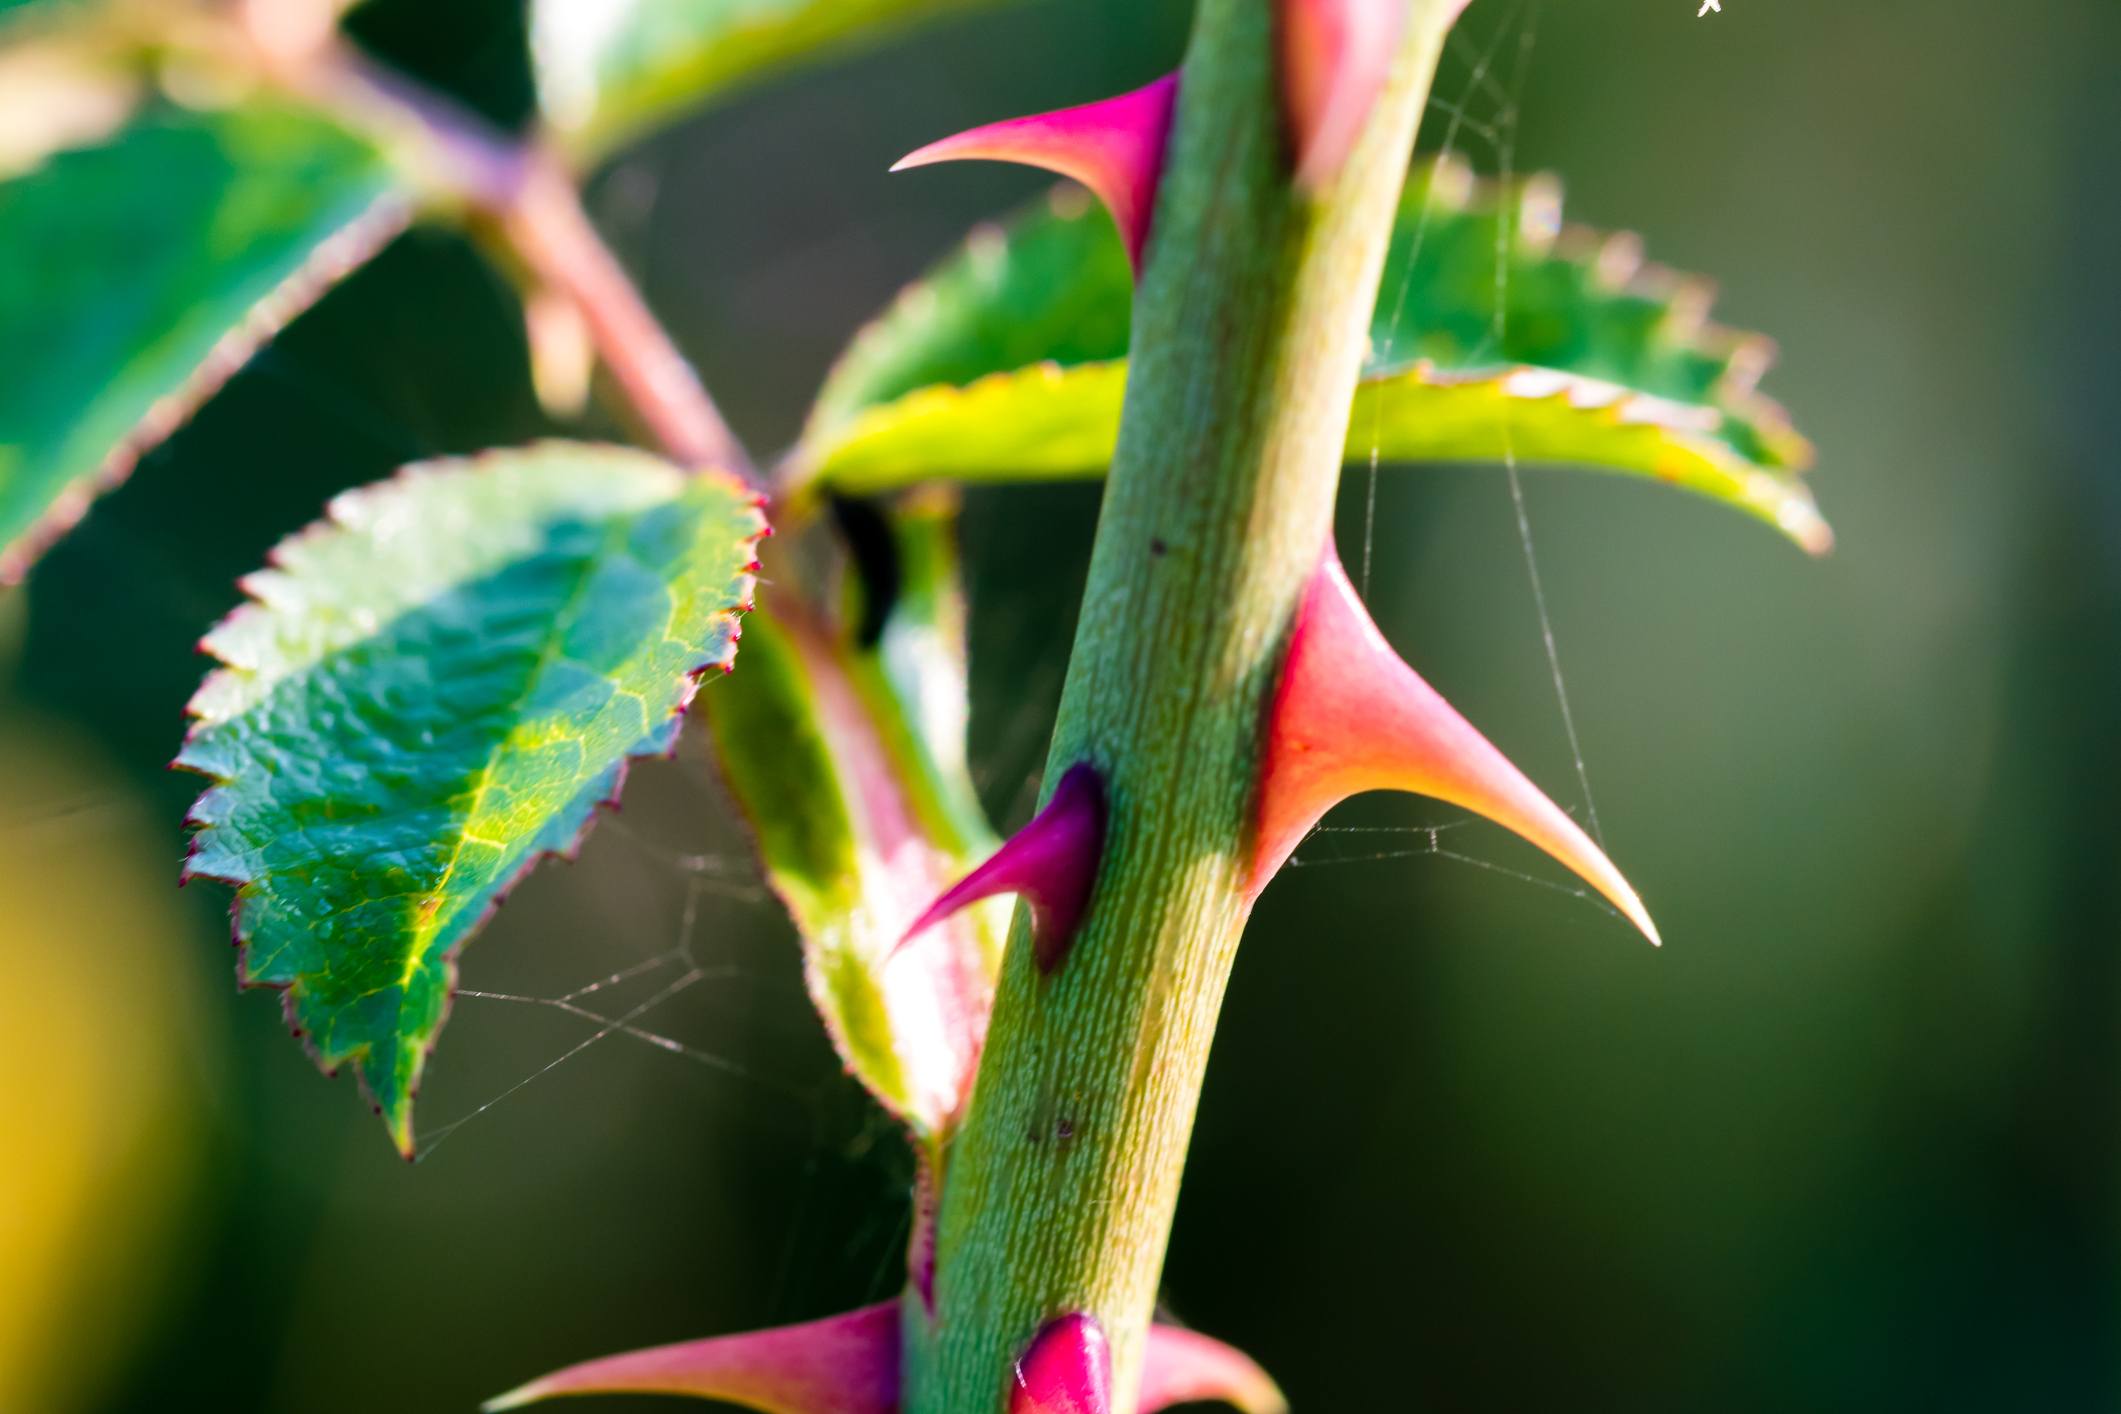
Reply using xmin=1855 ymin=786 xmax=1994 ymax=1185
xmin=1149 ymin=536 xmax=1168 ymax=556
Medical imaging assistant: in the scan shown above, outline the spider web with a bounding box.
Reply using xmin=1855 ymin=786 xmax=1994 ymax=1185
xmin=0 ymin=2 xmax=1632 ymax=1187
xmin=1320 ymin=0 xmax=1630 ymax=926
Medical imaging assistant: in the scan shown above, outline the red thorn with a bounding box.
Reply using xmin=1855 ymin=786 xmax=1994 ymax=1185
xmin=1251 ymin=543 xmax=1660 ymax=945
xmin=898 ymin=763 xmax=1106 ymax=973
xmin=893 ymin=75 xmax=1177 ymax=271
xmin=1009 ymin=1313 xmax=1111 ymax=1414
xmin=482 ymin=1302 xmax=900 ymax=1414
xmin=1280 ymin=0 xmax=1403 ymax=189
xmin=1140 ymin=1324 xmax=1287 ymax=1414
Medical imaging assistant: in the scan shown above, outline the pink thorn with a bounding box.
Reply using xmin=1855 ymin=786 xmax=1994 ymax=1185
xmin=1009 ymin=1313 xmax=1112 ymax=1414
xmin=481 ymin=1301 xmax=899 ymax=1414
xmin=899 ymin=762 xmax=1106 ymax=974
xmin=1280 ymin=0 xmax=1403 ymax=189
xmin=1251 ymin=543 xmax=1660 ymax=945
xmin=1140 ymin=1323 xmax=1287 ymax=1414
xmin=893 ymin=75 xmax=1177 ymax=270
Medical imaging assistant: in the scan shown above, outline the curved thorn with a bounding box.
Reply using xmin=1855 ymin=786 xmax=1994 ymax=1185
xmin=1280 ymin=0 xmax=1404 ymax=189
xmin=899 ymin=762 xmax=1107 ymax=974
xmin=1009 ymin=1313 xmax=1112 ymax=1414
xmin=1141 ymin=1323 xmax=1288 ymax=1414
xmin=892 ymin=75 xmax=1177 ymax=270
xmin=482 ymin=1301 xmax=899 ymax=1413
xmin=1250 ymin=542 xmax=1660 ymax=945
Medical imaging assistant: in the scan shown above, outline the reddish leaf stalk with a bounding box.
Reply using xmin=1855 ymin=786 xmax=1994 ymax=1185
xmin=250 ymin=25 xmax=757 ymax=480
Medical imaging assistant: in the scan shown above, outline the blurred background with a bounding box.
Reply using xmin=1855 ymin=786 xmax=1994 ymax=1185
xmin=3 ymin=0 xmax=2117 ymax=1408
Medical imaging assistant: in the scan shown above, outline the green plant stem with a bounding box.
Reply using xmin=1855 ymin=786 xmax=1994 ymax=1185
xmin=906 ymin=2 xmax=1456 ymax=1408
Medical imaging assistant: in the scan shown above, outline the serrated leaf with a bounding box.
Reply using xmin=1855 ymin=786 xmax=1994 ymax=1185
xmin=178 ymin=443 xmax=765 ymax=1154
xmin=791 ymin=157 xmax=1824 ymax=550
xmin=0 ymin=99 xmax=407 ymax=582
xmin=532 ymin=0 xmax=993 ymax=165
xmin=703 ymin=493 xmax=1003 ymax=1138
xmin=807 ymin=357 xmax=1828 ymax=551
xmin=803 ymin=185 xmax=1133 ymax=442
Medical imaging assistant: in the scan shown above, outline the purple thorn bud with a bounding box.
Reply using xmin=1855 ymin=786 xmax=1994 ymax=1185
xmin=899 ymin=763 xmax=1106 ymax=974
xmin=1009 ymin=1313 xmax=1111 ymax=1414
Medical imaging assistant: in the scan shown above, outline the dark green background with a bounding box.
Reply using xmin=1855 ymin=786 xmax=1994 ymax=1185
xmin=5 ymin=0 xmax=2117 ymax=1408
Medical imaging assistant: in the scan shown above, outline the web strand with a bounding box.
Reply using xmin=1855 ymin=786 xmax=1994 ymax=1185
xmin=1341 ymin=2 xmax=1616 ymax=897
xmin=1359 ymin=10 xmax=1529 ymax=597
xmin=1486 ymin=9 xmax=1606 ymax=848
xmin=413 ymin=870 xmax=801 ymax=1161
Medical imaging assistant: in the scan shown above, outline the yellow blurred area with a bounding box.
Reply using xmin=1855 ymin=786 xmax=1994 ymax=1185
xmin=0 ymin=708 xmax=205 ymax=1412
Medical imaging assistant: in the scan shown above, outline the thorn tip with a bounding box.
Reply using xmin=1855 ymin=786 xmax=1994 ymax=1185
xmin=1252 ymin=542 xmax=1658 ymax=946
xmin=892 ymin=75 xmax=1177 ymax=269
xmin=899 ymin=763 xmax=1107 ymax=973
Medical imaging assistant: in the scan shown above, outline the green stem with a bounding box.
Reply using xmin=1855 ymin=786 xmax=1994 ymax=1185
xmin=907 ymin=2 xmax=1457 ymax=1408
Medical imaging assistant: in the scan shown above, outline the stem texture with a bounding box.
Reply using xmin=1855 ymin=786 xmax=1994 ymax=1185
xmin=908 ymin=2 xmax=1456 ymax=1408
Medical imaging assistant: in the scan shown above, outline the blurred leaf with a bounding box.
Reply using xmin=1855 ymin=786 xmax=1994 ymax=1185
xmin=532 ymin=0 xmax=992 ymax=165
xmin=703 ymin=493 xmax=1003 ymax=1138
xmin=0 ymin=588 xmax=21 ymax=682
xmin=0 ymin=33 xmax=142 ymax=178
xmin=790 ymin=156 xmax=1825 ymax=550
xmin=177 ymin=443 xmax=765 ymax=1153
xmin=0 ymin=99 xmax=407 ymax=582
xmin=0 ymin=724 xmax=201 ymax=1414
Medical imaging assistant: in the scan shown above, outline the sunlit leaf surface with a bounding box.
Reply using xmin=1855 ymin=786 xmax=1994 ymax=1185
xmin=178 ymin=444 xmax=765 ymax=1153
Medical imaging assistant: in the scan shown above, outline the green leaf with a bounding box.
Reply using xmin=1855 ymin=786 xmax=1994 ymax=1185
xmin=0 ymin=99 xmax=406 ymax=582
xmin=703 ymin=493 xmax=1003 ymax=1139
xmin=532 ymin=0 xmax=993 ymax=165
xmin=807 ymin=357 xmax=1828 ymax=552
xmin=791 ymin=157 xmax=1825 ymax=551
xmin=178 ymin=443 xmax=765 ymax=1153
xmin=803 ymin=186 xmax=1133 ymax=443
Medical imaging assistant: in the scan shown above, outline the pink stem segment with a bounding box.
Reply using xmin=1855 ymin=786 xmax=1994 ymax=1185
xmin=892 ymin=75 xmax=1178 ymax=271
xmin=899 ymin=762 xmax=1107 ymax=974
xmin=1251 ymin=542 xmax=1660 ymax=945
xmin=482 ymin=1302 xmax=900 ymax=1414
